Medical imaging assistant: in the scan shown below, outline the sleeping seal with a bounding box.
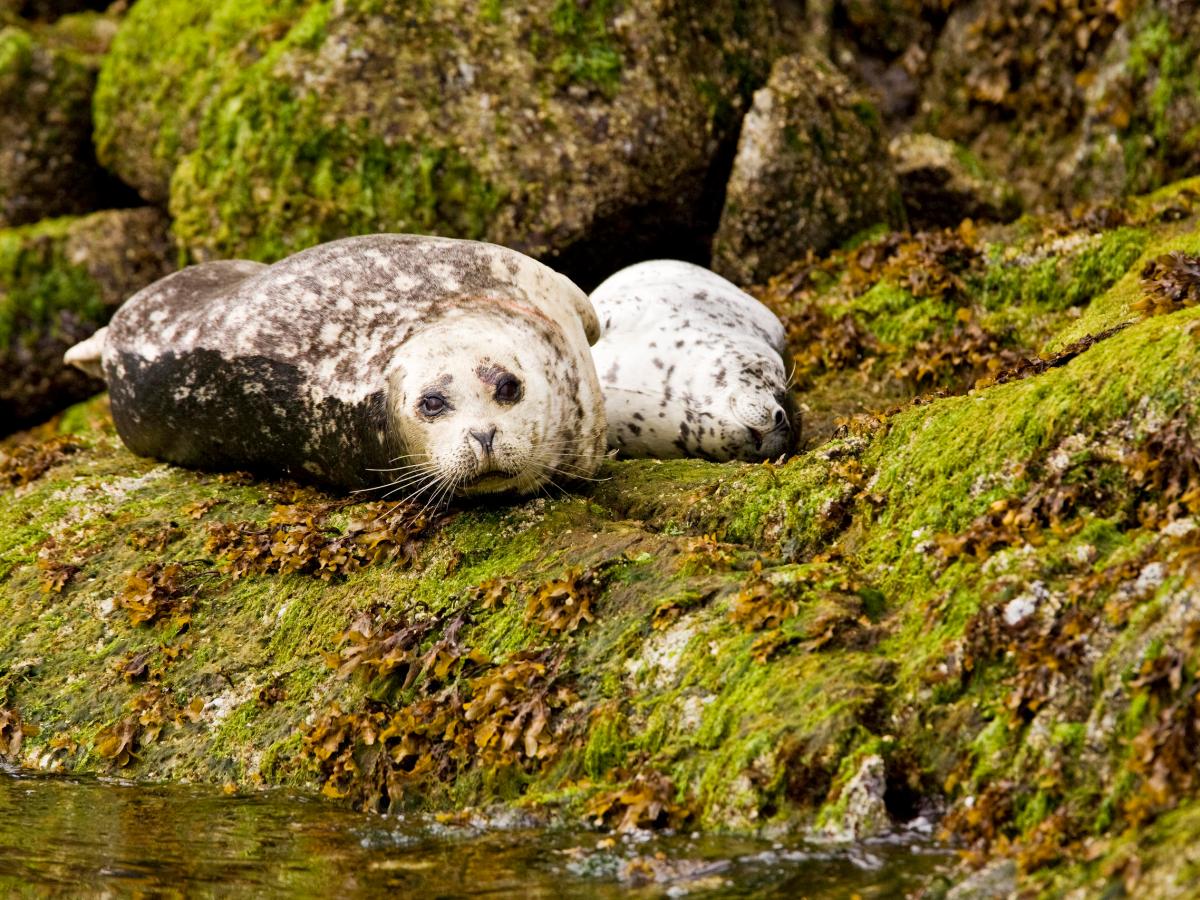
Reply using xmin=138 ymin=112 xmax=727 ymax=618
xmin=589 ymin=259 xmax=796 ymax=461
xmin=65 ymin=234 xmax=606 ymax=498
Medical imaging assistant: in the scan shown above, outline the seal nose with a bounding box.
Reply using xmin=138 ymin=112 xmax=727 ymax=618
xmin=470 ymin=426 xmax=497 ymax=455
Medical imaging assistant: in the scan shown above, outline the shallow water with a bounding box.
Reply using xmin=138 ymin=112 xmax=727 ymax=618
xmin=0 ymin=770 xmax=950 ymax=897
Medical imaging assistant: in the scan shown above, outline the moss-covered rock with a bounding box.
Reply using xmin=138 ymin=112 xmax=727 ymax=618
xmin=920 ymin=0 xmax=1200 ymax=207
xmin=0 ymin=19 xmax=125 ymax=227
xmin=0 ymin=208 xmax=174 ymax=433
xmin=712 ymin=52 xmax=904 ymax=286
xmin=3 ymin=180 xmax=1200 ymax=896
xmin=889 ymin=133 xmax=1021 ymax=229
xmin=93 ymin=0 xmax=777 ymax=281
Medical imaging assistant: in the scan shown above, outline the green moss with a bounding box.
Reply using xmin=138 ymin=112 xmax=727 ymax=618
xmin=850 ymin=280 xmax=952 ymax=349
xmin=94 ymin=0 xmax=314 ymax=197
xmin=0 ymin=216 xmax=104 ymax=349
xmin=975 ymin=227 xmax=1149 ymax=340
xmin=1048 ymin=224 xmax=1200 ymax=349
xmin=548 ymin=0 xmax=622 ymax=94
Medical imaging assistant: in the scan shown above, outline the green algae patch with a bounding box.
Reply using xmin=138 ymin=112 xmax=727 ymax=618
xmin=1049 ymin=223 xmax=1200 ymax=350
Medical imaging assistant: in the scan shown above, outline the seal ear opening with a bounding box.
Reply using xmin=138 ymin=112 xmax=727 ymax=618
xmin=64 ymin=327 xmax=108 ymax=381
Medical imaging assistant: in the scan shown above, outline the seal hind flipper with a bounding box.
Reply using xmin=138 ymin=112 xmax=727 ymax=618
xmin=64 ymin=326 xmax=108 ymax=379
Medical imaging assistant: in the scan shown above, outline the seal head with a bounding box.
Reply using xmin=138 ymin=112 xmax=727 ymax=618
xmin=589 ymin=259 xmax=796 ymax=462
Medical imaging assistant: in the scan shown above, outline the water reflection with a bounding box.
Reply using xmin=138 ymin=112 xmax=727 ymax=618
xmin=0 ymin=771 xmax=949 ymax=896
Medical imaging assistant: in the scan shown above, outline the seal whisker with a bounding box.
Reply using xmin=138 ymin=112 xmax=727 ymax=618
xmin=352 ymin=464 xmax=440 ymax=494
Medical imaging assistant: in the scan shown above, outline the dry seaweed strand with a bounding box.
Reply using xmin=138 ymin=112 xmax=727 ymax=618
xmin=1135 ymin=251 xmax=1200 ymax=318
xmin=206 ymin=501 xmax=431 ymax=580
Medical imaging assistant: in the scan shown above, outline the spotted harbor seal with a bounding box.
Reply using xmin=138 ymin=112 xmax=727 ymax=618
xmin=64 ymin=234 xmax=607 ymax=500
xmin=589 ymin=260 xmax=796 ymax=461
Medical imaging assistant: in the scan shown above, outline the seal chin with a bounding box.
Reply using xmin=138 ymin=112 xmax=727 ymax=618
xmin=456 ymin=465 xmax=530 ymax=496
xmin=745 ymin=422 xmax=793 ymax=460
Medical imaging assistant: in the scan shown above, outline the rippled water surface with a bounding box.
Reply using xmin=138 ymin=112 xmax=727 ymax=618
xmin=0 ymin=771 xmax=950 ymax=896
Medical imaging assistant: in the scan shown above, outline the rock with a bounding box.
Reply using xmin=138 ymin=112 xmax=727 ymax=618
xmin=712 ymin=53 xmax=903 ymax=286
xmin=93 ymin=0 xmax=778 ymax=283
xmin=814 ymin=754 xmax=891 ymax=841
xmin=1 ymin=1 xmax=110 ymax=21
xmin=945 ymin=860 xmax=1018 ymax=900
xmin=0 ymin=208 xmax=174 ymax=433
xmin=919 ymin=0 xmax=1200 ymax=205
xmin=3 ymin=183 xmax=1199 ymax=899
xmin=0 ymin=22 xmax=125 ymax=228
xmin=889 ymin=133 xmax=1020 ymax=229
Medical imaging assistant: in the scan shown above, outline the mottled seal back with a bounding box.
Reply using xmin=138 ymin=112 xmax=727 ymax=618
xmin=75 ymin=234 xmax=606 ymax=493
xmin=589 ymin=260 xmax=795 ymax=461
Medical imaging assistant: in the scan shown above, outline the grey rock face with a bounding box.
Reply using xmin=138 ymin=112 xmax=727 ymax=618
xmin=712 ymin=53 xmax=903 ymax=287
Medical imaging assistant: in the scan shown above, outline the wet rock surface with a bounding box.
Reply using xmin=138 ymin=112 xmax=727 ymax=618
xmin=712 ymin=52 xmax=903 ymax=286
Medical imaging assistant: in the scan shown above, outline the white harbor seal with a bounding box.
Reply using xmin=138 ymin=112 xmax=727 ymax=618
xmin=589 ymin=260 xmax=796 ymax=461
xmin=64 ymin=234 xmax=607 ymax=498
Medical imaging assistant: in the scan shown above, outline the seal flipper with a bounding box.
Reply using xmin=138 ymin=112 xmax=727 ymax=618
xmin=64 ymin=327 xmax=108 ymax=380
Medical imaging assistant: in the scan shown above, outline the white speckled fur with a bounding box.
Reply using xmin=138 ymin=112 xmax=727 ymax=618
xmin=66 ymin=234 xmax=606 ymax=495
xmin=590 ymin=260 xmax=795 ymax=461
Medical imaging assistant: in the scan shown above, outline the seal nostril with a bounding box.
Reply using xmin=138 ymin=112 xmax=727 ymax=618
xmin=774 ymin=408 xmax=785 ymax=427
xmin=470 ymin=426 xmax=497 ymax=455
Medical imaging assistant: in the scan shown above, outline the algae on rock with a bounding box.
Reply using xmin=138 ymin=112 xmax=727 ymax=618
xmin=0 ymin=208 xmax=174 ymax=433
xmin=3 ymin=180 xmax=1200 ymax=897
xmin=94 ymin=0 xmax=778 ymax=280
xmin=0 ymin=20 xmax=124 ymax=227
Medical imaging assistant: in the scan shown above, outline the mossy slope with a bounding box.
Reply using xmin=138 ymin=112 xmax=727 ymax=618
xmin=3 ymin=185 xmax=1200 ymax=897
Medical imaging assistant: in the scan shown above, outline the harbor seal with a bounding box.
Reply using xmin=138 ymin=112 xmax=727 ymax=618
xmin=64 ymin=234 xmax=607 ymax=499
xmin=589 ymin=260 xmax=796 ymax=461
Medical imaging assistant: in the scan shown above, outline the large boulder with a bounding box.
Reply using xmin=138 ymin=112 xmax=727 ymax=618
xmin=94 ymin=0 xmax=778 ymax=282
xmin=0 ymin=21 xmax=124 ymax=227
xmin=0 ymin=208 xmax=174 ymax=433
xmin=712 ymin=53 xmax=903 ymax=286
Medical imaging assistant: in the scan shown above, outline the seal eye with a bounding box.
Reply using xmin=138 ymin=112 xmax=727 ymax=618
xmin=495 ymin=375 xmax=522 ymax=404
xmin=419 ymin=394 xmax=447 ymax=417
